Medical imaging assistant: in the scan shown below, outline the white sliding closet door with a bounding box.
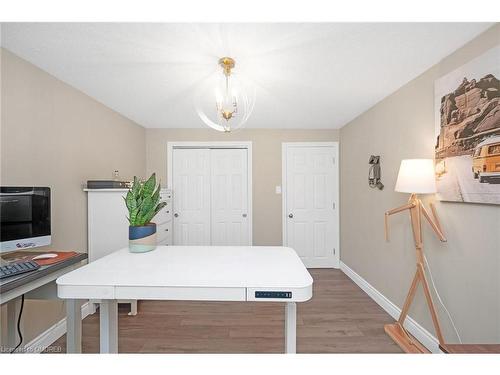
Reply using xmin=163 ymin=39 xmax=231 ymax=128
xmin=211 ymin=149 xmax=249 ymax=245
xmin=172 ymin=148 xmax=211 ymax=245
xmin=171 ymin=147 xmax=251 ymax=246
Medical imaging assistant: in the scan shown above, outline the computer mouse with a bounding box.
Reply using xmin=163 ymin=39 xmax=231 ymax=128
xmin=32 ymin=253 xmax=58 ymax=260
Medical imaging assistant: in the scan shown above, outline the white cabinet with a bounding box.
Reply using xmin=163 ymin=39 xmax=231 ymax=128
xmin=86 ymin=188 xmax=172 ymax=261
xmin=155 ymin=190 xmax=173 ymax=246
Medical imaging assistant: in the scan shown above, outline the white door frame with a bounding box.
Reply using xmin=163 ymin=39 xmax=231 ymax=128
xmin=167 ymin=141 xmax=253 ymax=245
xmin=281 ymin=142 xmax=340 ymax=268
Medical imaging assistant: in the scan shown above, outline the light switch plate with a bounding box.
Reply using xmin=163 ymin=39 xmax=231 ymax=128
xmin=275 ymin=186 xmax=282 ymax=194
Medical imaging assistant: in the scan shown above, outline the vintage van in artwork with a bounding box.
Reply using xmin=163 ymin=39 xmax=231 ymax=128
xmin=472 ymin=135 xmax=500 ymax=183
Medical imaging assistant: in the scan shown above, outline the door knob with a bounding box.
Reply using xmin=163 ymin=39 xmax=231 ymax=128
xmin=242 ymin=213 xmax=247 ymax=218
xmin=288 ymin=213 xmax=293 ymax=218
xmin=174 ymin=213 xmax=179 ymax=218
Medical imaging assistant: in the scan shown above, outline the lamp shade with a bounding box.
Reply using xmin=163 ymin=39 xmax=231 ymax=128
xmin=395 ymin=159 xmax=436 ymax=194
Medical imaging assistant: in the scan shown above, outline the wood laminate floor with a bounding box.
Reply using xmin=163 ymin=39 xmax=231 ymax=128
xmin=49 ymin=269 xmax=402 ymax=353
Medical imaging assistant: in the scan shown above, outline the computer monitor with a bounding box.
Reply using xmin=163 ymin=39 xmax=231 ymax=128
xmin=0 ymin=187 xmax=51 ymax=253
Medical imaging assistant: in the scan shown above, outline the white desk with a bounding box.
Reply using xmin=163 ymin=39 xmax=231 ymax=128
xmin=57 ymin=246 xmax=313 ymax=353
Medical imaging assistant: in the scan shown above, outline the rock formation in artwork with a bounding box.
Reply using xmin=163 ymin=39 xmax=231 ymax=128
xmin=436 ymin=74 xmax=500 ymax=159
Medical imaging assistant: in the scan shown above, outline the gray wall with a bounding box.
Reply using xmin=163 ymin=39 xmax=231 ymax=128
xmin=0 ymin=48 xmax=146 ymax=346
xmin=340 ymin=24 xmax=500 ymax=343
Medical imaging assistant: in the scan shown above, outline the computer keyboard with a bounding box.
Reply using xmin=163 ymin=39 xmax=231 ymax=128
xmin=0 ymin=260 xmax=40 ymax=280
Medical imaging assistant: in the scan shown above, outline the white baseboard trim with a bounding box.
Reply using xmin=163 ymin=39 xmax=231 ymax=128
xmin=23 ymin=302 xmax=91 ymax=353
xmin=339 ymin=261 xmax=440 ymax=353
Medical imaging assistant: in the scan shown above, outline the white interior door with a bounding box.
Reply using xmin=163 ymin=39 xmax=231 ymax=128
xmin=211 ymin=149 xmax=249 ymax=245
xmin=172 ymin=148 xmax=211 ymax=245
xmin=284 ymin=144 xmax=339 ymax=268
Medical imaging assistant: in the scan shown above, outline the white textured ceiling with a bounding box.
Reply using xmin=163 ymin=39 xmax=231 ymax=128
xmin=0 ymin=23 xmax=493 ymax=129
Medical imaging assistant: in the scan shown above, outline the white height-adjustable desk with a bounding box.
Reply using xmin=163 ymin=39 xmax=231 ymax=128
xmin=57 ymin=246 xmax=313 ymax=353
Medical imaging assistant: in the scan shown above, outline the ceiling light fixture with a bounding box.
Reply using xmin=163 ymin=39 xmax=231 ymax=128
xmin=195 ymin=56 xmax=255 ymax=132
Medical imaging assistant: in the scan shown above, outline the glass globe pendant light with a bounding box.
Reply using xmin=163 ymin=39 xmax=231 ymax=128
xmin=195 ymin=56 xmax=255 ymax=132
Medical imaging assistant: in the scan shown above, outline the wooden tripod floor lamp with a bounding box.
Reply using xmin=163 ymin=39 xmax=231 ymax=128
xmin=384 ymin=159 xmax=447 ymax=353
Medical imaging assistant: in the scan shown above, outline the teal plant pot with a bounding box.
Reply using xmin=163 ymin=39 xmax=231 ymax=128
xmin=129 ymin=223 xmax=157 ymax=253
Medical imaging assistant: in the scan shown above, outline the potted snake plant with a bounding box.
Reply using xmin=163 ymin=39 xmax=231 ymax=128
xmin=124 ymin=173 xmax=167 ymax=253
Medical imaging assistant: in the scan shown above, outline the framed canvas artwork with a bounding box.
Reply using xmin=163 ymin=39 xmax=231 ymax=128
xmin=435 ymin=45 xmax=500 ymax=204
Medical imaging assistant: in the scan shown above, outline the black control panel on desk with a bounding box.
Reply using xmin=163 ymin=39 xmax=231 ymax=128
xmin=255 ymin=291 xmax=292 ymax=299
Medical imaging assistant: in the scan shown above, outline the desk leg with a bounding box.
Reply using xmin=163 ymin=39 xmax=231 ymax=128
xmin=7 ymin=297 xmax=22 ymax=352
xmin=285 ymin=302 xmax=297 ymax=354
xmin=128 ymin=300 xmax=138 ymax=316
xmin=100 ymin=300 xmax=118 ymax=353
xmin=66 ymin=299 xmax=82 ymax=353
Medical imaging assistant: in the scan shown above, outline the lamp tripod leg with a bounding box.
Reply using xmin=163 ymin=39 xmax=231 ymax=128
xmin=398 ymin=269 xmax=420 ymax=325
xmin=394 ymin=269 xmax=421 ymax=348
xmin=384 ymin=268 xmax=429 ymax=353
xmin=418 ymin=263 xmax=446 ymax=346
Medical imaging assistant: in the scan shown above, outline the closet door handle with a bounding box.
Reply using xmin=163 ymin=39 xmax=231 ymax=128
xmin=288 ymin=213 xmax=294 ymax=218
xmin=174 ymin=213 xmax=179 ymax=218
xmin=242 ymin=213 xmax=247 ymax=218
